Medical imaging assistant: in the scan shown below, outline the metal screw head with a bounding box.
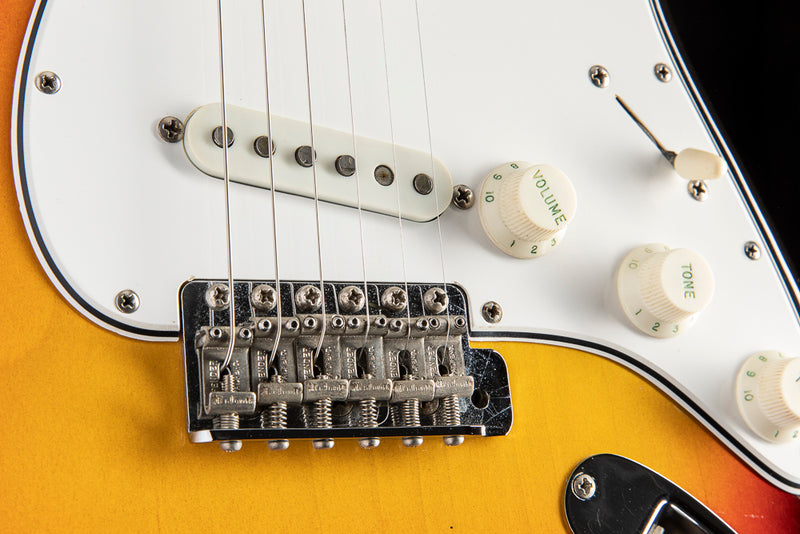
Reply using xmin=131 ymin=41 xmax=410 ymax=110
xmin=295 ymin=285 xmax=322 ymax=312
xmin=267 ymin=439 xmax=289 ymax=451
xmin=212 ymin=126 xmax=235 ymax=148
xmin=374 ymin=165 xmax=394 ymax=186
xmin=482 ymin=301 xmax=503 ymax=323
xmin=253 ymin=136 xmax=276 ymax=158
xmin=335 ymin=155 xmax=356 ymax=177
xmin=381 ymin=286 xmax=408 ymax=312
xmin=688 ymin=179 xmax=708 ymax=201
xmin=443 ymin=435 xmax=464 ymax=446
xmin=35 ymin=71 xmax=60 ymax=94
xmin=251 ymin=284 xmax=277 ymax=311
xmin=571 ymin=473 xmax=596 ymax=501
xmin=115 ymin=289 xmax=139 ymax=313
xmin=423 ymin=287 xmax=449 ymax=314
xmin=158 ymin=116 xmax=184 ymax=143
xmin=294 ymin=145 xmax=315 ymax=167
xmin=205 ymin=283 xmax=230 ymax=310
xmin=338 ymin=285 xmax=365 ymax=313
xmin=413 ymin=173 xmax=433 ymax=195
xmin=654 ymin=62 xmax=672 ymax=83
xmin=744 ymin=241 xmax=761 ymax=260
xmin=589 ymin=65 xmax=609 ymax=88
xmin=452 ymin=184 xmax=475 ymax=209
xmin=402 ymin=436 xmax=424 ymax=447
xmin=359 ymin=437 xmax=381 ymax=449
xmin=312 ymin=438 xmax=335 ymax=450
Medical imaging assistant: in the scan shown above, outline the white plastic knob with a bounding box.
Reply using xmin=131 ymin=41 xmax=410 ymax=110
xmin=616 ymin=244 xmax=714 ymax=338
xmin=736 ymin=352 xmax=800 ymax=443
xmin=478 ymin=161 xmax=576 ymax=258
xmin=673 ymin=148 xmax=725 ymax=181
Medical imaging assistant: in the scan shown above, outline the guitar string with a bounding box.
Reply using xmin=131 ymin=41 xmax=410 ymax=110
xmin=377 ymin=0 xmax=413 ymax=351
xmin=340 ymin=0 xmax=371 ymax=345
xmin=413 ymin=0 xmax=452 ymax=350
xmin=216 ymin=0 xmax=237 ymax=373
xmin=259 ymin=0 xmax=283 ymax=367
xmin=300 ymin=0 xmax=328 ymax=363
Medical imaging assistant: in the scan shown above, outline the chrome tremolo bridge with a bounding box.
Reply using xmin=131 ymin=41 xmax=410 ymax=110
xmin=180 ymin=280 xmax=512 ymax=451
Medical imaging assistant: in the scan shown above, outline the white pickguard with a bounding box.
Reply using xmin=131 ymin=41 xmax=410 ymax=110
xmin=13 ymin=0 xmax=800 ymax=492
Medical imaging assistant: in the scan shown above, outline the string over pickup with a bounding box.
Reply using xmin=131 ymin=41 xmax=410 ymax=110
xmin=182 ymin=104 xmax=453 ymax=222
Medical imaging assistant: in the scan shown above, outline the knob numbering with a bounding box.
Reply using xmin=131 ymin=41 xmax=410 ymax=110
xmin=736 ymin=352 xmax=800 ymax=443
xmin=478 ymin=161 xmax=576 ymax=259
xmin=616 ymin=244 xmax=714 ymax=338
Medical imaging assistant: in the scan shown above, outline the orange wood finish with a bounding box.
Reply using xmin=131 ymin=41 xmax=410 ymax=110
xmin=1 ymin=1 xmax=798 ymax=531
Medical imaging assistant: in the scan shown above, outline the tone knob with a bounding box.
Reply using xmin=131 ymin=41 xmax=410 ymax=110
xmin=616 ymin=244 xmax=713 ymax=337
xmin=478 ymin=161 xmax=576 ymax=258
xmin=736 ymin=351 xmax=800 ymax=443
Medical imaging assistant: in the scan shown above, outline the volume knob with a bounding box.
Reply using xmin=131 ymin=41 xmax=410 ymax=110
xmin=616 ymin=244 xmax=714 ymax=337
xmin=736 ymin=352 xmax=800 ymax=443
xmin=478 ymin=162 xmax=577 ymax=258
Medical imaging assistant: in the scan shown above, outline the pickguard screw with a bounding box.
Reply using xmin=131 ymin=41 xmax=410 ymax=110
xmin=35 ymin=71 xmax=60 ymax=94
xmin=452 ymin=184 xmax=475 ymax=209
xmin=338 ymin=286 xmax=365 ymax=313
xmin=744 ymin=241 xmax=761 ymax=260
xmin=654 ymin=62 xmax=672 ymax=83
xmin=251 ymin=284 xmax=277 ymax=311
xmin=115 ymin=289 xmax=139 ymax=313
xmin=212 ymin=126 xmax=235 ymax=148
xmin=381 ymin=286 xmax=408 ymax=313
xmin=296 ymin=285 xmax=323 ymax=312
xmin=688 ymin=179 xmax=708 ymax=201
xmin=571 ymin=473 xmax=596 ymax=501
xmin=413 ymin=173 xmax=433 ymax=195
xmin=482 ymin=301 xmax=503 ymax=323
xmin=589 ymin=65 xmax=609 ymax=88
xmin=253 ymin=136 xmax=276 ymax=158
xmin=423 ymin=287 xmax=449 ymax=314
xmin=205 ymin=283 xmax=230 ymax=310
xmin=335 ymin=155 xmax=357 ymax=177
xmin=374 ymin=165 xmax=395 ymax=186
xmin=157 ymin=116 xmax=184 ymax=143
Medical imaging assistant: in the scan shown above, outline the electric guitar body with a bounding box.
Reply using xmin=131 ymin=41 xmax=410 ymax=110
xmin=3 ymin=0 xmax=800 ymax=532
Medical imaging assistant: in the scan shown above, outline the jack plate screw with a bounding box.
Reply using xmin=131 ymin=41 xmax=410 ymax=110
xmin=571 ymin=473 xmax=596 ymax=501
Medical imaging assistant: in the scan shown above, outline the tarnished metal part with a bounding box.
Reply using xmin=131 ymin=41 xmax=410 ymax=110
xmin=180 ymin=280 xmax=512 ymax=448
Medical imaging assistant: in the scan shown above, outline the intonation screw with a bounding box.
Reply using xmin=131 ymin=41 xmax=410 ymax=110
xmin=115 ymin=289 xmax=140 ymax=314
xmin=251 ymin=284 xmax=277 ymax=311
xmin=212 ymin=126 xmax=235 ymax=148
xmin=205 ymin=283 xmax=230 ymax=310
xmin=261 ymin=374 xmax=290 ymax=451
xmin=295 ymin=285 xmax=322 ymax=313
xmin=35 ymin=71 xmax=60 ymax=94
xmin=214 ymin=373 xmax=243 ymax=452
xmin=744 ymin=241 xmax=761 ymax=260
xmin=157 ymin=116 xmax=184 ymax=143
xmin=654 ymin=62 xmax=672 ymax=83
xmin=688 ymin=180 xmax=708 ymax=201
xmin=338 ymin=286 xmax=366 ymax=313
xmin=423 ymin=287 xmax=449 ymax=314
xmin=452 ymin=184 xmax=475 ymax=209
xmin=571 ymin=473 xmax=596 ymax=501
xmin=439 ymin=348 xmax=464 ymax=446
xmin=381 ymin=286 xmax=407 ymax=313
xmin=312 ymin=375 xmax=335 ymax=450
xmin=482 ymin=301 xmax=503 ymax=323
xmin=589 ymin=65 xmax=609 ymax=88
